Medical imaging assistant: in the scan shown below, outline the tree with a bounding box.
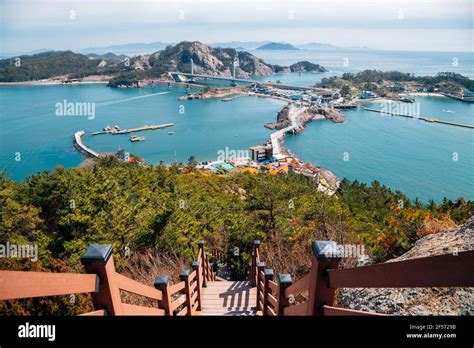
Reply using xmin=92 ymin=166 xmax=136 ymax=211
xmin=340 ymin=84 xmax=351 ymax=97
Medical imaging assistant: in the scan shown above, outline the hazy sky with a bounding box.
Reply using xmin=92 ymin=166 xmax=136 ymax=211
xmin=1 ymin=0 xmax=472 ymax=53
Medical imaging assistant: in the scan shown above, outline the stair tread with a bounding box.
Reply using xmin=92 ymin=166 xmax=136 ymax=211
xmin=200 ymin=279 xmax=257 ymax=316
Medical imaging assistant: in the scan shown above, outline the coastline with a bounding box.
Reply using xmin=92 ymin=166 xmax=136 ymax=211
xmin=0 ymin=79 xmax=109 ymax=86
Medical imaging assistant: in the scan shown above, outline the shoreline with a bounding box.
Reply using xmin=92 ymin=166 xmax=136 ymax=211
xmin=0 ymin=80 xmax=109 ymax=86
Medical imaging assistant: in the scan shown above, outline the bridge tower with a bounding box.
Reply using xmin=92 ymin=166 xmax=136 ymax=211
xmin=230 ymin=57 xmax=238 ymax=87
xmin=189 ymin=58 xmax=195 ymax=83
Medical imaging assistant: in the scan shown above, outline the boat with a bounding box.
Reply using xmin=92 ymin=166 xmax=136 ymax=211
xmin=114 ymin=125 xmax=121 ymax=131
xmin=442 ymin=109 xmax=455 ymax=113
xmin=167 ymin=131 xmax=174 ymax=135
xmin=399 ymin=95 xmax=415 ymax=103
xmin=103 ymin=126 xmax=112 ymax=131
xmin=129 ymin=135 xmax=145 ymax=142
xmin=221 ymin=97 xmax=233 ymax=102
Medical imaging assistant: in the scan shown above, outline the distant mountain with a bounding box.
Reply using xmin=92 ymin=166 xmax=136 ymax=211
xmin=80 ymin=42 xmax=170 ymax=55
xmin=256 ymin=42 xmax=299 ymax=50
xmin=297 ymin=42 xmax=370 ymax=50
xmin=0 ymin=48 xmax=54 ymax=58
xmin=297 ymin=42 xmax=339 ymax=50
xmin=210 ymin=41 xmax=271 ymax=50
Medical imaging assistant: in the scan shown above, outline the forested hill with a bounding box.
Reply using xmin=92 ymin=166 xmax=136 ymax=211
xmin=318 ymin=70 xmax=474 ymax=96
xmin=0 ymin=158 xmax=472 ymax=314
xmin=0 ymin=51 xmax=126 ymax=82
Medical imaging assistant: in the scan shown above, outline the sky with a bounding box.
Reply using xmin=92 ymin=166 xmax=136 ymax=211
xmin=0 ymin=0 xmax=473 ymax=53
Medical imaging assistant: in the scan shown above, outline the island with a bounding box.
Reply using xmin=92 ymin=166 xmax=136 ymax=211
xmin=256 ymin=42 xmax=299 ymax=50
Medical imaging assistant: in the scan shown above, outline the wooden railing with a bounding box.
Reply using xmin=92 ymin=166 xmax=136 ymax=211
xmin=249 ymin=239 xmax=474 ymax=316
xmin=0 ymin=240 xmax=217 ymax=316
xmin=248 ymin=240 xmax=271 ymax=314
xmin=211 ymin=248 xmax=226 ymax=265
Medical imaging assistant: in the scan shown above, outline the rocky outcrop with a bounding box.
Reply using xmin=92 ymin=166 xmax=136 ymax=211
xmin=147 ymin=41 xmax=275 ymax=78
xmin=338 ymin=217 xmax=474 ymax=315
xmin=309 ymin=107 xmax=346 ymax=123
xmin=274 ymin=106 xmax=292 ymax=128
xmin=271 ymin=106 xmax=346 ymax=130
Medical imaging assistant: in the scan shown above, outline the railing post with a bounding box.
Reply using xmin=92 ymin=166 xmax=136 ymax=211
xmin=251 ymin=240 xmax=260 ymax=286
xmin=205 ymin=252 xmax=214 ymax=281
xmin=154 ymin=275 xmax=171 ymax=316
xmin=277 ymin=274 xmax=292 ymax=316
xmin=192 ymin=261 xmax=202 ymax=311
xmin=180 ymin=269 xmax=192 ymax=316
xmin=307 ymin=241 xmax=342 ymax=316
xmin=247 ymin=262 xmax=252 ymax=282
xmin=198 ymin=240 xmax=207 ymax=287
xmin=256 ymin=261 xmax=265 ymax=313
xmin=81 ymin=244 xmax=122 ymax=315
xmin=263 ymin=268 xmax=274 ymax=316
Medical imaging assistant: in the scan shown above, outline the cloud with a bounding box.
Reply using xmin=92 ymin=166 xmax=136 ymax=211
xmin=1 ymin=0 xmax=472 ymax=52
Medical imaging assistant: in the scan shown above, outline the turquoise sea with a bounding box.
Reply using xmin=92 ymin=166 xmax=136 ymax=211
xmin=0 ymin=49 xmax=473 ymax=202
xmin=285 ymin=97 xmax=474 ymax=202
xmin=0 ymin=84 xmax=285 ymax=180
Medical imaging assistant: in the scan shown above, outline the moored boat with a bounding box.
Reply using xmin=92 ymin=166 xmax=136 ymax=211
xmin=129 ymin=135 xmax=145 ymax=142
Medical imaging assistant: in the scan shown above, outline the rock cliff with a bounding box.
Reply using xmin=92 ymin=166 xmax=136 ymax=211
xmin=338 ymin=216 xmax=474 ymax=315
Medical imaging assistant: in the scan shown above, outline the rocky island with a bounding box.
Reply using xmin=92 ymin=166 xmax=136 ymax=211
xmin=0 ymin=41 xmax=328 ymax=88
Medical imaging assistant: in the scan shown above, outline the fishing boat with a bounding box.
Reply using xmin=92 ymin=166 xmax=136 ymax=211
xmin=114 ymin=125 xmax=121 ymax=131
xmin=442 ymin=109 xmax=455 ymax=113
xmin=129 ymin=135 xmax=145 ymax=142
xmin=167 ymin=131 xmax=175 ymax=135
xmin=221 ymin=97 xmax=233 ymax=102
xmin=103 ymin=126 xmax=112 ymax=131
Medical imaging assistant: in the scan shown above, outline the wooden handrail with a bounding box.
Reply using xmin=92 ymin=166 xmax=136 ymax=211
xmin=328 ymin=250 xmax=474 ymax=288
xmin=121 ymin=303 xmax=165 ymax=316
xmin=168 ymin=281 xmax=185 ymax=296
xmin=0 ymin=240 xmax=214 ymax=316
xmin=250 ymin=240 xmax=474 ymax=316
xmin=79 ymin=309 xmax=107 ymax=316
xmin=115 ymin=273 xmax=162 ymax=301
xmin=267 ymin=280 xmax=278 ymax=293
xmin=0 ymin=271 xmax=98 ymax=300
xmin=170 ymin=294 xmax=187 ymax=312
xmin=323 ymin=305 xmax=385 ymax=316
xmin=5 ymin=238 xmax=469 ymax=316
xmin=283 ymin=301 xmax=307 ymax=316
xmin=284 ymin=273 xmax=310 ymax=298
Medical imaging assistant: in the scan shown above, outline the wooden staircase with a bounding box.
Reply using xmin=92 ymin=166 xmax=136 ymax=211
xmin=200 ymin=281 xmax=257 ymax=316
xmin=0 ymin=239 xmax=472 ymax=316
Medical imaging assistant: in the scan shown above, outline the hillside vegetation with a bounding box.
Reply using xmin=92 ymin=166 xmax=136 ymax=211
xmin=318 ymin=70 xmax=474 ymax=97
xmin=0 ymin=51 xmax=125 ymax=82
xmin=0 ymin=159 xmax=472 ymax=314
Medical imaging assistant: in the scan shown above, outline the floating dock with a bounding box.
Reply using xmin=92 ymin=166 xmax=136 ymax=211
xmin=92 ymin=123 xmax=175 ymax=135
xmin=363 ymin=108 xmax=474 ymax=129
xmin=74 ymin=131 xmax=100 ymax=158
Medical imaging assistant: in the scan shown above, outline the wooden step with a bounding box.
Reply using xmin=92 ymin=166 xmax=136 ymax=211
xmin=199 ymin=281 xmax=257 ymax=316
